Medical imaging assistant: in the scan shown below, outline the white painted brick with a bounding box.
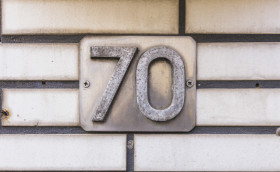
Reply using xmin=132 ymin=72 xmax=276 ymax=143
xmin=2 ymin=89 xmax=79 ymax=126
xmin=0 ymin=44 xmax=78 ymax=80
xmin=2 ymin=0 xmax=178 ymax=34
xmin=0 ymin=134 xmax=126 ymax=171
xmin=135 ymin=134 xmax=280 ymax=171
xmin=198 ymin=43 xmax=280 ymax=80
xmin=197 ymin=89 xmax=280 ymax=126
xmin=186 ymin=0 xmax=280 ymax=34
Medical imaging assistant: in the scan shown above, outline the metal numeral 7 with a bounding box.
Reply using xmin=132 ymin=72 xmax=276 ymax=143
xmin=91 ymin=46 xmax=137 ymax=121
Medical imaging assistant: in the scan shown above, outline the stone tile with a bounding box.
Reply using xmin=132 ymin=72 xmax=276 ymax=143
xmin=198 ymin=43 xmax=280 ymax=80
xmin=197 ymin=89 xmax=280 ymax=126
xmin=0 ymin=44 xmax=78 ymax=80
xmin=2 ymin=89 xmax=79 ymax=126
xmin=186 ymin=0 xmax=280 ymax=33
xmin=0 ymin=134 xmax=126 ymax=171
xmin=2 ymin=0 xmax=178 ymax=34
xmin=135 ymin=134 xmax=280 ymax=171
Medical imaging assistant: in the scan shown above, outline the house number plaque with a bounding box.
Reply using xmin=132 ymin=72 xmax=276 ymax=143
xmin=80 ymin=36 xmax=196 ymax=132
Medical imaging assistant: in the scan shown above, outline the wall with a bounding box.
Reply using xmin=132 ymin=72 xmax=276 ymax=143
xmin=0 ymin=0 xmax=280 ymax=171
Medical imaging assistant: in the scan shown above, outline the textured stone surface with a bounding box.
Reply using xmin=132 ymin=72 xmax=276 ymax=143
xmin=91 ymin=46 xmax=137 ymax=121
xmin=2 ymin=0 xmax=178 ymax=34
xmin=198 ymin=43 xmax=280 ymax=80
xmin=136 ymin=46 xmax=185 ymax=121
xmin=186 ymin=0 xmax=280 ymax=33
xmin=197 ymin=89 xmax=280 ymax=126
xmin=0 ymin=44 xmax=78 ymax=80
xmin=0 ymin=134 xmax=126 ymax=171
xmin=135 ymin=134 xmax=280 ymax=171
xmin=2 ymin=89 xmax=79 ymax=126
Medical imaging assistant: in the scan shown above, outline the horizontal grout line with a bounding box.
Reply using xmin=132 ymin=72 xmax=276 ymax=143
xmin=197 ymin=80 xmax=280 ymax=89
xmin=0 ymin=81 xmax=79 ymax=88
xmin=0 ymin=126 xmax=278 ymax=134
xmin=1 ymin=34 xmax=178 ymax=43
xmin=3 ymin=34 xmax=280 ymax=43
xmin=0 ymin=126 xmax=87 ymax=134
xmin=2 ymin=35 xmax=87 ymax=43
xmin=187 ymin=34 xmax=280 ymax=42
xmin=0 ymin=81 xmax=279 ymax=89
xmin=189 ymin=126 xmax=279 ymax=135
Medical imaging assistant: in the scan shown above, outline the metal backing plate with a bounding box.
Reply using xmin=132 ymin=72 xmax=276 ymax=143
xmin=80 ymin=36 xmax=196 ymax=132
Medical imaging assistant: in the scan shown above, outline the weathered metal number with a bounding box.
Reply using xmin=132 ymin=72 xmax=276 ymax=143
xmin=91 ymin=46 xmax=185 ymax=122
xmin=136 ymin=47 xmax=185 ymax=121
xmin=91 ymin=46 xmax=137 ymax=121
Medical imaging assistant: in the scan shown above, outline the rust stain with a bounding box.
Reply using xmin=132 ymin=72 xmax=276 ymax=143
xmin=1 ymin=109 xmax=10 ymax=120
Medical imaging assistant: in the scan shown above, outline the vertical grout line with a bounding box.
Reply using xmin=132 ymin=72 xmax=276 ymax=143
xmin=126 ymin=134 xmax=134 ymax=172
xmin=179 ymin=0 xmax=186 ymax=35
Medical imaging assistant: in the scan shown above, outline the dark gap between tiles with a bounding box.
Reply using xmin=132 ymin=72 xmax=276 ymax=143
xmin=127 ymin=134 xmax=134 ymax=172
xmin=197 ymin=80 xmax=280 ymax=89
xmin=0 ymin=126 xmax=277 ymax=135
xmin=0 ymin=81 xmax=79 ymax=88
xmin=179 ymin=0 xmax=186 ymax=35
xmin=3 ymin=34 xmax=280 ymax=43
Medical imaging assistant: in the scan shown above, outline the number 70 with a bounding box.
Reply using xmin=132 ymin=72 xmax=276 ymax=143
xmin=91 ymin=46 xmax=186 ymax=122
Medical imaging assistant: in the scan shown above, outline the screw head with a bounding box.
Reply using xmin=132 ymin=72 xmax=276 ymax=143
xmin=83 ymin=80 xmax=90 ymax=88
xmin=276 ymin=128 xmax=280 ymax=136
xmin=0 ymin=109 xmax=10 ymax=120
xmin=186 ymin=79 xmax=194 ymax=88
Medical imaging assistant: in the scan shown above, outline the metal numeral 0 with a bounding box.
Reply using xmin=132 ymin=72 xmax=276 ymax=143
xmin=136 ymin=46 xmax=185 ymax=121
